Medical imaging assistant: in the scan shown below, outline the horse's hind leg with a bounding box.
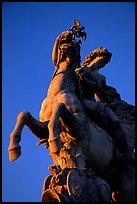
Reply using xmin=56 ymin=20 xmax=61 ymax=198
xmin=8 ymin=111 xmax=49 ymax=162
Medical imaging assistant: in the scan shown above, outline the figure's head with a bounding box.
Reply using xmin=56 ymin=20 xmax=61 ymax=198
xmin=52 ymin=20 xmax=86 ymax=67
xmin=58 ymin=31 xmax=75 ymax=45
xmin=82 ymin=47 xmax=112 ymax=70
xmin=52 ymin=30 xmax=82 ymax=66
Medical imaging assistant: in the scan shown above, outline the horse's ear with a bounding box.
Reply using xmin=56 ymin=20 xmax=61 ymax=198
xmin=74 ymin=20 xmax=80 ymax=27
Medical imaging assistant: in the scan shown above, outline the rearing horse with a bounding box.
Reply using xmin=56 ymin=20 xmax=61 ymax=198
xmin=8 ymin=26 xmax=135 ymax=202
xmin=8 ymin=28 xmax=89 ymax=161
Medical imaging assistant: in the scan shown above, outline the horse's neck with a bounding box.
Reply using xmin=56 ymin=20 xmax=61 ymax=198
xmin=47 ymin=61 xmax=77 ymax=96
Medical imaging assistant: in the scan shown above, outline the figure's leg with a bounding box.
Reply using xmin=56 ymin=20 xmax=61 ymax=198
xmin=8 ymin=111 xmax=49 ymax=162
xmin=81 ymin=98 xmax=118 ymax=127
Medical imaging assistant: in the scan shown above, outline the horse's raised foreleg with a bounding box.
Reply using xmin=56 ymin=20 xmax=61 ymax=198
xmin=8 ymin=111 xmax=49 ymax=162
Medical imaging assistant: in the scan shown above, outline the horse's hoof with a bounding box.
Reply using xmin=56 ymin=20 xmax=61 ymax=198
xmin=8 ymin=145 xmax=21 ymax=162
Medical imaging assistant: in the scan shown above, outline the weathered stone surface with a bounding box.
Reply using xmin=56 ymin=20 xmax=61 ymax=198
xmin=8 ymin=20 xmax=135 ymax=202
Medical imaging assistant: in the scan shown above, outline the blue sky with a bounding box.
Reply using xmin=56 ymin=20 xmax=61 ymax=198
xmin=2 ymin=2 xmax=135 ymax=202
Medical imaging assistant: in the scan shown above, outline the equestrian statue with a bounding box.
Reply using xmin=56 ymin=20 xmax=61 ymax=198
xmin=8 ymin=20 xmax=135 ymax=202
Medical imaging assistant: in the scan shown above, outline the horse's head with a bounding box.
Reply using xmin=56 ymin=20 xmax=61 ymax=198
xmin=82 ymin=47 xmax=112 ymax=70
